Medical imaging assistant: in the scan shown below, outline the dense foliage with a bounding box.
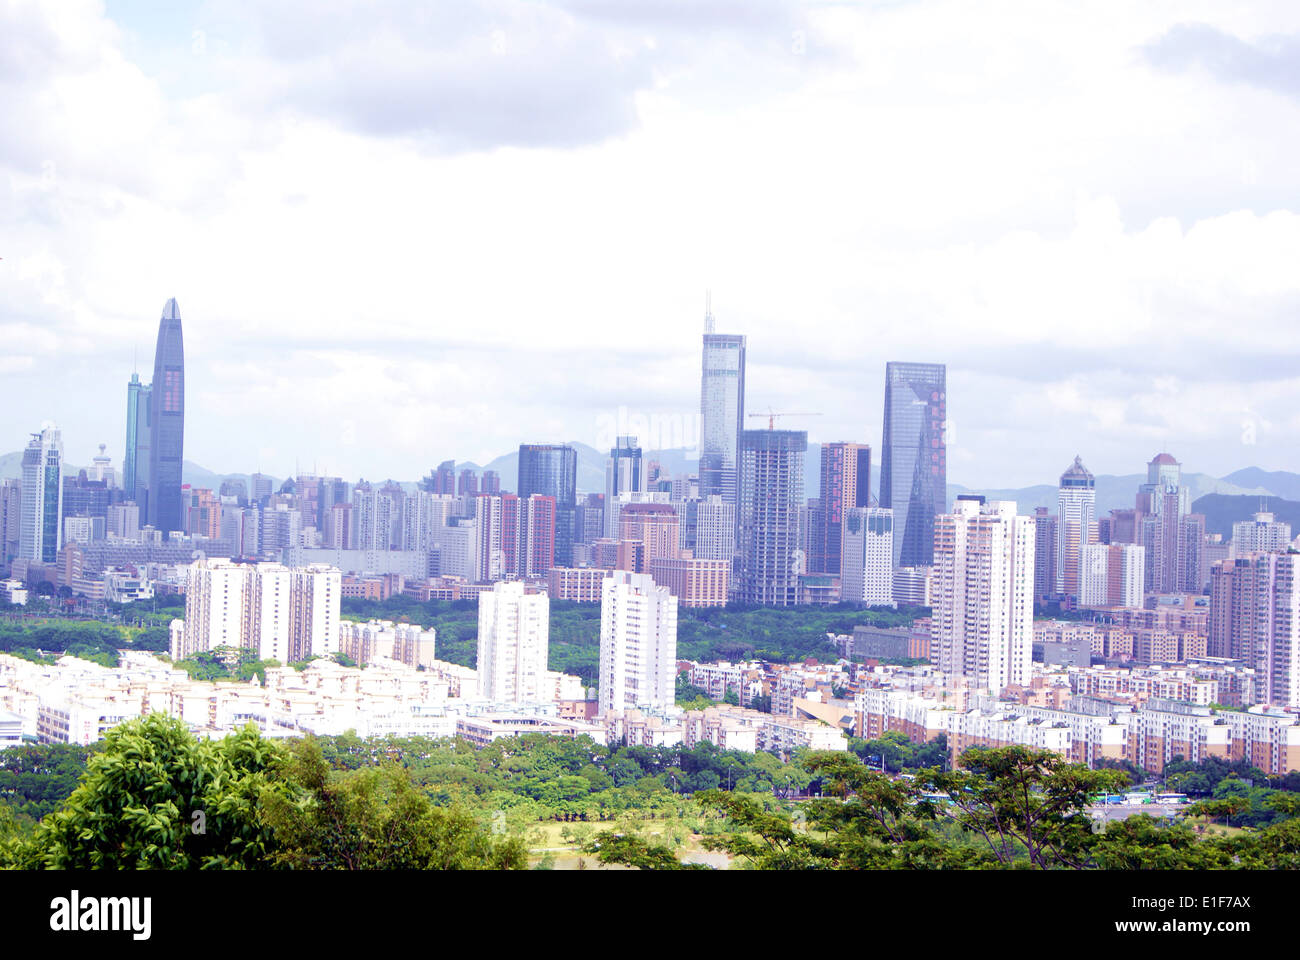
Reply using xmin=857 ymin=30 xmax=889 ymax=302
xmin=0 ymin=743 xmax=104 ymax=824
xmin=848 ymin=730 xmax=950 ymax=772
xmin=314 ymin=732 xmax=814 ymax=820
xmin=0 ymin=716 xmax=526 ymax=870
xmin=171 ymin=648 xmax=282 ymax=684
xmin=593 ymin=745 xmax=1300 ymax=870
xmin=0 ymin=616 xmax=170 ymax=666
xmin=9 ymin=721 xmax=1300 ymax=870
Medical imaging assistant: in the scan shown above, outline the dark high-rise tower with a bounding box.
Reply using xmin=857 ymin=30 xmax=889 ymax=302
xmin=518 ymin=444 xmax=577 ymax=566
xmin=147 ymin=298 xmax=185 ymax=536
xmin=880 ymin=362 xmax=946 ymax=569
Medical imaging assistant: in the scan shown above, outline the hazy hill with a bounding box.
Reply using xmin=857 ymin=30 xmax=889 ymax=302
xmin=1192 ymin=494 xmax=1300 ymax=540
xmin=1221 ymin=468 xmax=1300 ymax=503
xmin=951 ymin=471 xmax=1278 ymax=517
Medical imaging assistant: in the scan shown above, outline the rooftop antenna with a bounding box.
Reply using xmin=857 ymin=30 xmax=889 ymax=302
xmin=704 ymin=290 xmax=715 ymax=335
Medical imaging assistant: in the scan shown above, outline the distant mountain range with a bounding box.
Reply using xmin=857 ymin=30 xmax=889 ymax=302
xmin=946 ymin=470 xmax=1285 ymax=518
xmin=1191 ymin=494 xmax=1300 ymax=539
xmin=4 ymin=446 xmax=1298 ymax=516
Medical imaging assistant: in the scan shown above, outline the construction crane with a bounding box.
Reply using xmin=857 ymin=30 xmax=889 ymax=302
xmin=747 ymin=408 xmax=823 ymax=430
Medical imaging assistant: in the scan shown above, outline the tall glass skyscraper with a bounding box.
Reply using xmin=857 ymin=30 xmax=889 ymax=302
xmin=147 ymin=298 xmax=185 ymax=536
xmin=699 ymin=303 xmax=746 ymax=509
xmin=123 ymin=372 xmax=151 ymax=507
xmin=19 ymin=424 xmax=63 ymax=564
xmin=880 ymin=362 xmax=946 ymax=569
xmin=518 ymin=444 xmax=577 ymax=566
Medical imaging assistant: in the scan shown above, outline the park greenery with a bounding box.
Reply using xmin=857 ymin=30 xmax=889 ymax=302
xmin=171 ymin=647 xmax=283 ymax=684
xmin=0 ymin=615 xmax=170 ymax=667
xmin=848 ymin=730 xmax=950 ymax=772
xmin=0 ymin=715 xmax=527 ymax=870
xmin=590 ymin=746 xmax=1300 ymax=870
xmin=8 ymin=714 xmax=1300 ymax=869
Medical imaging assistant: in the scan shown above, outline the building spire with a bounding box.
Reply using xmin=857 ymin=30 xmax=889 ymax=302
xmin=704 ymin=289 xmax=715 ymax=334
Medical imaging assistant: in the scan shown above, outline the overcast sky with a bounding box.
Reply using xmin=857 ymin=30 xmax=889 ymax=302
xmin=4 ymin=0 xmax=1300 ymax=487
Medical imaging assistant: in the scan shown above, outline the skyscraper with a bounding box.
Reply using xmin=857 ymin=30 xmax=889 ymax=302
xmin=178 ymin=558 xmax=339 ymax=663
xmin=518 ymin=444 xmax=577 ymax=566
xmin=1234 ymin=512 xmax=1293 ymax=555
xmin=810 ymin=442 xmax=871 ymax=575
xmin=477 ymin=581 xmax=550 ymax=704
xmin=436 ymin=460 xmax=456 ymax=495
xmin=880 ymin=362 xmax=946 ymax=568
xmin=124 ymin=372 xmax=152 ymax=512
xmin=147 ymin=299 xmax=185 ymax=536
xmin=1056 ymin=455 xmax=1096 ymax=599
xmin=19 ymin=425 xmax=63 ymax=564
xmin=352 ymin=483 xmax=398 ymax=551
xmin=841 ymin=506 xmax=895 ymax=607
xmin=699 ymin=301 xmax=746 ymax=511
xmin=1137 ymin=452 xmax=1200 ymax=594
xmin=617 ymin=502 xmax=680 ymax=572
xmin=1 ymin=480 xmax=23 ymax=566
xmin=735 ymin=429 xmax=806 ymax=606
xmin=250 ymin=473 xmax=274 ymax=503
xmin=933 ymin=497 xmax=1035 ymax=695
xmin=604 ymin=435 xmax=645 ymax=538
xmin=694 ymin=494 xmax=736 ymax=562
xmin=1080 ymin=543 xmax=1145 ymax=609
xmin=1209 ymin=554 xmax=1300 ymax=708
xmin=1032 ymin=506 xmax=1058 ymax=603
xmin=599 ymin=570 xmax=678 ymax=715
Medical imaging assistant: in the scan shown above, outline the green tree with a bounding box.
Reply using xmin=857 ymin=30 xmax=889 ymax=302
xmin=7 ymin=714 xmax=291 ymax=869
xmin=585 ymin=830 xmax=711 ymax=870
xmin=919 ymin=746 xmax=1128 ymax=869
xmin=1091 ymin=814 xmax=1239 ymax=869
xmin=258 ymin=738 xmax=527 ymax=870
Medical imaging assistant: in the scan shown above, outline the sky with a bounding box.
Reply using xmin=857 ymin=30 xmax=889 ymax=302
xmin=3 ymin=0 xmax=1300 ymax=488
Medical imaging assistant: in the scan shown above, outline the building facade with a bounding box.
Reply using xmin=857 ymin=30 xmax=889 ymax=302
xmin=699 ymin=305 xmax=747 ymax=512
xmin=1056 ymin=456 xmax=1096 ymax=599
xmin=841 ymin=506 xmax=895 ymax=606
xmin=19 ymin=425 xmax=63 ymax=565
xmin=880 ymin=362 xmax=946 ymax=568
xmin=810 ymin=442 xmax=871 ymax=576
xmin=518 ymin=444 xmax=577 ymax=567
xmin=735 ymin=429 xmax=806 ymax=606
xmin=599 ymin=570 xmax=678 ymax=715
xmin=477 ymin=581 xmax=550 ymax=704
xmin=933 ymin=498 xmax=1035 ymax=695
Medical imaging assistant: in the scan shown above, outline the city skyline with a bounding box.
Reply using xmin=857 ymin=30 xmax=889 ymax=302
xmin=4 ymin=3 xmax=1300 ymax=486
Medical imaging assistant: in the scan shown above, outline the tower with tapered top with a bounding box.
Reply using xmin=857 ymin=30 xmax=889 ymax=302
xmin=147 ymin=298 xmax=185 ymax=537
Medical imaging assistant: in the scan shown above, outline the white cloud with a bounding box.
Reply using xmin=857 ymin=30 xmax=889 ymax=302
xmin=2 ymin=0 xmax=1299 ymax=489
